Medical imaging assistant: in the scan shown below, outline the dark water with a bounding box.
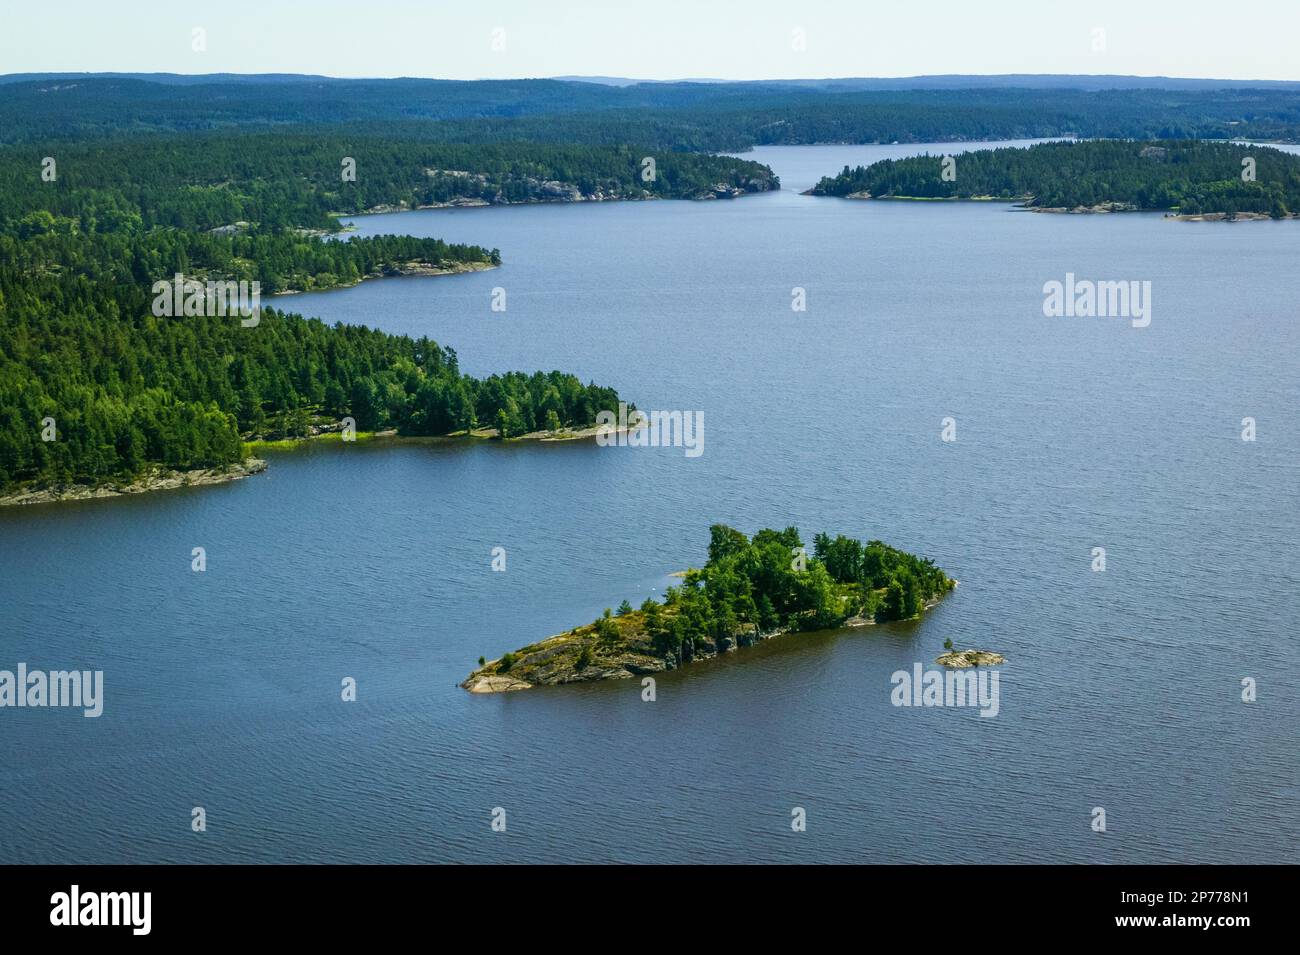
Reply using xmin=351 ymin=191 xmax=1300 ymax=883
xmin=2 ymin=143 xmax=1298 ymax=864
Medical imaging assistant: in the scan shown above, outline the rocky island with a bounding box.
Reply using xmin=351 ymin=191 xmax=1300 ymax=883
xmin=463 ymin=524 xmax=955 ymax=692
xmin=936 ymin=649 xmax=1006 ymax=668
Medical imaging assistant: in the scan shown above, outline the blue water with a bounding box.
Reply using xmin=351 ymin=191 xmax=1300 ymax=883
xmin=2 ymin=143 xmax=1297 ymax=863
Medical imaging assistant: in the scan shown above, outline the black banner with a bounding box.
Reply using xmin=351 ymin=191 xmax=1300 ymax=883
xmin=1 ymin=865 xmax=1278 ymax=941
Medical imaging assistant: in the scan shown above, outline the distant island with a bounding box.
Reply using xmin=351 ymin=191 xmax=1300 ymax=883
xmin=463 ymin=524 xmax=955 ymax=692
xmin=808 ymin=140 xmax=1300 ymax=219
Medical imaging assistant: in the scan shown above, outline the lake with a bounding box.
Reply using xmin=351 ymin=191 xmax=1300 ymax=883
xmin=2 ymin=142 xmax=1297 ymax=863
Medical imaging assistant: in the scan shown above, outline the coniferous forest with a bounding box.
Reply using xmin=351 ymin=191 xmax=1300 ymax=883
xmin=0 ymin=130 xmax=781 ymax=494
xmin=6 ymin=77 xmax=1300 ymax=148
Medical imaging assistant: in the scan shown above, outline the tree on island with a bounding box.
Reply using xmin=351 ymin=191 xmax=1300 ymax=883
xmin=595 ymin=608 xmax=620 ymax=643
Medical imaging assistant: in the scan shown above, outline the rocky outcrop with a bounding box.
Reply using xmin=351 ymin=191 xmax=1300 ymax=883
xmin=1169 ymin=210 xmax=1290 ymax=222
xmin=412 ymin=170 xmax=779 ymax=208
xmin=936 ymin=649 xmax=1005 ymax=668
xmin=376 ymin=260 xmax=495 ymax=278
xmin=692 ymin=176 xmax=778 ymax=200
xmin=209 ymin=220 xmax=251 ymax=235
xmin=0 ymin=458 xmax=268 ymax=507
xmin=463 ymin=674 xmax=533 ymax=693
xmin=462 ymin=593 xmax=950 ymax=693
xmin=1030 ymin=201 xmax=1138 ymax=214
xmin=463 ymin=631 xmax=675 ymax=692
xmin=269 ymin=259 xmax=497 ymax=296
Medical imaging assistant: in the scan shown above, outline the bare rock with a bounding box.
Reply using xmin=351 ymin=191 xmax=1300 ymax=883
xmin=936 ymin=649 xmax=1006 ymax=669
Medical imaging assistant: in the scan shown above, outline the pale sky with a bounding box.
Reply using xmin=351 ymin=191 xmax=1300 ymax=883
xmin=1 ymin=0 xmax=1297 ymax=82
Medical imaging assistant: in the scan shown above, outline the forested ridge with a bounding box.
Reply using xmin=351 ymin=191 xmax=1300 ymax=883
xmin=5 ymin=79 xmax=1300 ymax=149
xmin=810 ymin=140 xmax=1300 ymax=216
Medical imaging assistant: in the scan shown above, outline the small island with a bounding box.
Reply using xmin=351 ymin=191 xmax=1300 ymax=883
xmin=936 ymin=649 xmax=1005 ymax=669
xmin=462 ymin=524 xmax=955 ymax=692
xmin=807 ymin=140 xmax=1300 ymax=219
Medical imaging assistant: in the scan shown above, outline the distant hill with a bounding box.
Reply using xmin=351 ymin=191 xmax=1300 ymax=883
xmin=3 ymin=74 xmax=1300 ymax=147
xmin=553 ymin=75 xmax=729 ymax=86
xmin=722 ymin=74 xmax=1300 ymax=91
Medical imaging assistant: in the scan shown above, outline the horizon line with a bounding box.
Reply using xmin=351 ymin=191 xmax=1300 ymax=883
xmin=4 ymin=70 xmax=1300 ymax=85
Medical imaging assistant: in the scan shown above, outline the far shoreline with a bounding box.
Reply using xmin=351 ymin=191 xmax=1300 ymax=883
xmin=804 ymin=190 xmax=1299 ymax=221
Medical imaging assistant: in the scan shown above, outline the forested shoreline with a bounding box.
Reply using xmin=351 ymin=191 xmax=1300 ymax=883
xmin=1 ymin=129 xmax=701 ymax=497
xmin=0 ymin=133 xmax=778 ymax=237
xmin=809 ymin=140 xmax=1300 ymax=217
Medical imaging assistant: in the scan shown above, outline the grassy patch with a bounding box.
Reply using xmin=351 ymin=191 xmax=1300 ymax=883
xmin=242 ymin=430 xmax=379 ymax=455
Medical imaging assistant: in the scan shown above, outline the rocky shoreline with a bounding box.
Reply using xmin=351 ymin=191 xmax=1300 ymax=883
xmin=1166 ymin=210 xmax=1294 ymax=222
xmin=251 ymin=418 xmax=643 ymax=450
xmin=1030 ymin=201 xmax=1137 ymax=214
xmin=809 ymin=190 xmax=1015 ymax=202
xmin=270 ymin=259 xmax=496 ymax=296
xmin=0 ymin=458 xmax=268 ymax=507
xmin=461 ymin=622 xmax=795 ymax=694
xmin=461 ymin=581 xmax=956 ymax=694
xmin=814 ymin=190 xmax=1292 ymax=221
xmin=347 ymin=175 xmax=778 ymax=217
xmin=4 ymin=416 xmax=632 ymax=509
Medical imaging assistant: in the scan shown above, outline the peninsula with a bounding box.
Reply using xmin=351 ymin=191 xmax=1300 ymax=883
xmin=0 ymin=127 xmax=781 ymax=503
